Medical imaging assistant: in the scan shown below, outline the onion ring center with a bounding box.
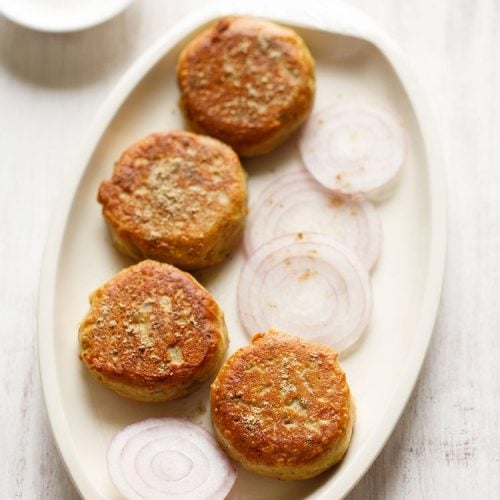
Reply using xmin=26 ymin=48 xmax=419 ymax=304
xmin=329 ymin=121 xmax=375 ymax=162
xmin=151 ymin=450 xmax=193 ymax=482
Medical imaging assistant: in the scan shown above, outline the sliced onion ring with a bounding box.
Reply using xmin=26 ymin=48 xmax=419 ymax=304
xmin=238 ymin=233 xmax=372 ymax=353
xmin=245 ymin=170 xmax=381 ymax=270
xmin=107 ymin=418 xmax=236 ymax=500
xmin=299 ymin=103 xmax=406 ymax=200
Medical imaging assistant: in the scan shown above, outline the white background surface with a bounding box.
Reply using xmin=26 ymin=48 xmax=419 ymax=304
xmin=0 ymin=0 xmax=498 ymax=499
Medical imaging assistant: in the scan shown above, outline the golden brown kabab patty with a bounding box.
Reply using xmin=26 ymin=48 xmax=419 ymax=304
xmin=98 ymin=130 xmax=247 ymax=270
xmin=177 ymin=16 xmax=315 ymax=157
xmin=211 ymin=330 xmax=354 ymax=480
xmin=79 ymin=260 xmax=229 ymax=402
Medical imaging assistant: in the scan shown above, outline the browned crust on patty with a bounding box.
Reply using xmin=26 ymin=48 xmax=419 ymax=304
xmin=177 ymin=16 xmax=315 ymax=157
xmin=79 ymin=260 xmax=228 ymax=402
xmin=98 ymin=130 xmax=247 ymax=270
xmin=211 ymin=330 xmax=354 ymax=479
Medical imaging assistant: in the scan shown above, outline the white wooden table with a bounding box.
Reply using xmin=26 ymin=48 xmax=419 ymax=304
xmin=1 ymin=0 xmax=499 ymax=498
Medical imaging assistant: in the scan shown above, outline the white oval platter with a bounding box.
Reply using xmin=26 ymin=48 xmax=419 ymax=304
xmin=38 ymin=1 xmax=447 ymax=498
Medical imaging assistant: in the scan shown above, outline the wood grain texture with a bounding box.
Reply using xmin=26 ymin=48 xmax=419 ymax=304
xmin=0 ymin=0 xmax=498 ymax=498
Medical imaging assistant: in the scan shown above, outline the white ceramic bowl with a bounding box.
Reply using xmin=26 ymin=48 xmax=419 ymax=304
xmin=0 ymin=0 xmax=133 ymax=32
